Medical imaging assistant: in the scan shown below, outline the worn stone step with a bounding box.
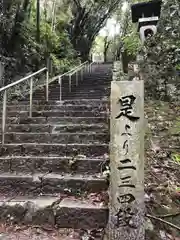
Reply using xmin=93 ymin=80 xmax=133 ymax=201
xmin=0 ymin=143 xmax=109 ymax=157
xmin=0 ymin=173 xmax=108 ymax=196
xmin=16 ymin=99 xmax=109 ymax=105
xmin=0 ymin=156 xmax=108 ymax=174
xmin=62 ymin=94 xmax=110 ymax=99
xmin=2 ymin=104 xmax=108 ymax=112
xmin=0 ymin=196 xmax=108 ymax=228
xmin=45 ymin=80 xmax=110 ymax=86
xmin=1 ymin=99 xmax=109 ymax=109
xmin=46 ymin=89 xmax=110 ymax=94
xmin=1 ymin=110 xmax=108 ymax=118
xmin=0 ymin=117 xmax=109 ymax=125
xmin=3 ymin=123 xmax=108 ymax=133
xmin=4 ymin=132 xmax=109 ymax=144
xmin=73 ymin=90 xmax=110 ymax=95
xmin=31 ymin=97 xmax=108 ymax=101
xmin=48 ymin=85 xmax=110 ymax=90
xmin=31 ymin=95 xmax=109 ymax=100
xmin=31 ymin=96 xmax=109 ymax=102
xmin=47 ymin=86 xmax=109 ymax=93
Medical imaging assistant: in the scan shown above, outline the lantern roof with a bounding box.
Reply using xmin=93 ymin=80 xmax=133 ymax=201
xmin=131 ymin=0 xmax=162 ymax=23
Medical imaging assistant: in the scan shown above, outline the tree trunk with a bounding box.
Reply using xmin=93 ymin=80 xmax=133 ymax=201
xmin=36 ymin=0 xmax=40 ymax=43
xmin=72 ymin=36 xmax=92 ymax=62
xmin=7 ymin=0 xmax=30 ymax=53
xmin=104 ymin=49 xmax=107 ymax=62
xmin=51 ymin=0 xmax=57 ymax=31
xmin=81 ymin=50 xmax=90 ymax=62
xmin=35 ymin=0 xmax=40 ymax=70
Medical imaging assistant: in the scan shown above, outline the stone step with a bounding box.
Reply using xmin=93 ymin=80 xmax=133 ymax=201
xmin=48 ymin=79 xmax=110 ymax=85
xmin=0 ymin=117 xmax=109 ymax=125
xmin=0 ymin=143 xmax=109 ymax=157
xmin=3 ymin=123 xmax=108 ymax=133
xmin=32 ymin=94 xmax=110 ymax=101
xmin=48 ymin=84 xmax=110 ymax=90
xmin=3 ymin=132 xmax=109 ymax=144
xmin=0 ymin=173 xmax=108 ymax=196
xmin=1 ymin=104 xmax=108 ymax=112
xmin=34 ymin=90 xmax=110 ymax=96
xmin=16 ymin=99 xmax=109 ymax=105
xmin=34 ymin=83 xmax=109 ymax=89
xmin=31 ymin=96 xmax=109 ymax=101
xmin=0 ymin=195 xmax=108 ymax=228
xmin=31 ymin=94 xmax=109 ymax=100
xmin=48 ymin=85 xmax=110 ymax=90
xmin=47 ymin=87 xmax=110 ymax=93
xmin=1 ymin=110 xmax=108 ymax=118
xmin=0 ymin=156 xmax=108 ymax=174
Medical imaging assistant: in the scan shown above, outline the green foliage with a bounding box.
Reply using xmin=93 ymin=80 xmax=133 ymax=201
xmin=139 ymin=0 xmax=180 ymax=100
xmin=172 ymin=154 xmax=180 ymax=164
xmin=92 ymin=36 xmax=105 ymax=54
xmin=122 ymin=31 xmax=140 ymax=57
xmin=66 ymin=0 xmax=122 ymax=60
xmin=0 ymin=0 xmax=79 ymax=84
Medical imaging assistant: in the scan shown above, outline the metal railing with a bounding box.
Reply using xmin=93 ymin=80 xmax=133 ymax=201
xmin=0 ymin=67 xmax=48 ymax=144
xmin=51 ymin=61 xmax=93 ymax=101
xmin=0 ymin=61 xmax=93 ymax=144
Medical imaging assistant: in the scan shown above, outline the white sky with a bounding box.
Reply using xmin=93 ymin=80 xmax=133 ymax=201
xmin=99 ymin=1 xmax=128 ymax=37
xmin=99 ymin=18 xmax=120 ymax=37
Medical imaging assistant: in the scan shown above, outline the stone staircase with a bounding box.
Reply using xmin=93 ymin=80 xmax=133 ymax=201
xmin=0 ymin=64 xmax=112 ymax=232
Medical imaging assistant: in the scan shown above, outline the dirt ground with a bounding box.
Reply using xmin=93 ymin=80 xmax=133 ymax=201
xmin=145 ymin=100 xmax=180 ymax=240
xmin=0 ymin=225 xmax=105 ymax=240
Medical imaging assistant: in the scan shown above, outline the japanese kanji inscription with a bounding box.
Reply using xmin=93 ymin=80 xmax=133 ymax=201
xmin=109 ymin=80 xmax=144 ymax=240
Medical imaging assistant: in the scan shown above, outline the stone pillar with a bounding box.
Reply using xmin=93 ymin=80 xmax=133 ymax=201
xmin=108 ymin=79 xmax=144 ymax=240
xmin=112 ymin=61 xmax=124 ymax=81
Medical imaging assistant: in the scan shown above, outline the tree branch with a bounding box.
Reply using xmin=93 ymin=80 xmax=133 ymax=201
xmin=147 ymin=214 xmax=180 ymax=232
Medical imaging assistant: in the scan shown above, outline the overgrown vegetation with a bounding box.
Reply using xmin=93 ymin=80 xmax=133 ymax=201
xmin=0 ymin=0 xmax=124 ymax=86
xmin=114 ymin=0 xmax=180 ymax=100
xmin=139 ymin=0 xmax=180 ymax=100
xmin=91 ymin=0 xmax=180 ymax=100
xmin=0 ymin=0 xmax=78 ymax=85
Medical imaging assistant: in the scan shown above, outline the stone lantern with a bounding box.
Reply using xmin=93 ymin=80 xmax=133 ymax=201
xmin=131 ymin=0 xmax=162 ymax=43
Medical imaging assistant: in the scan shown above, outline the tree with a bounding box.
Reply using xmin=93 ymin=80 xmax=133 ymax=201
xmin=36 ymin=0 xmax=40 ymax=43
xmin=66 ymin=0 xmax=123 ymax=61
xmin=104 ymin=36 xmax=111 ymax=62
xmin=0 ymin=0 xmax=78 ymax=85
xmin=139 ymin=0 xmax=180 ymax=100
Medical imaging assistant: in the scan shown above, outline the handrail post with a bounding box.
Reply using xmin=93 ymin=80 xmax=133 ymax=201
xmin=29 ymin=77 xmax=33 ymax=118
xmin=69 ymin=74 xmax=72 ymax=92
xmin=2 ymin=90 xmax=7 ymax=145
xmin=59 ymin=77 xmax=62 ymax=101
xmin=81 ymin=67 xmax=83 ymax=80
xmin=76 ymin=71 xmax=78 ymax=86
xmin=46 ymin=68 xmax=49 ymax=102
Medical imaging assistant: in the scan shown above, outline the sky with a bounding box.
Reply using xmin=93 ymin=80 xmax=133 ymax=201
xmin=99 ymin=18 xmax=120 ymax=37
xmin=99 ymin=1 xmax=128 ymax=37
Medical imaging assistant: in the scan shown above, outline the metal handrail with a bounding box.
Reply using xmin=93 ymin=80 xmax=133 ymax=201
xmin=51 ymin=61 xmax=88 ymax=82
xmin=67 ymin=61 xmax=89 ymax=75
xmin=0 ymin=67 xmax=47 ymax=93
xmin=0 ymin=67 xmax=49 ymax=145
xmin=0 ymin=60 xmax=93 ymax=145
xmin=54 ymin=61 xmax=90 ymax=100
